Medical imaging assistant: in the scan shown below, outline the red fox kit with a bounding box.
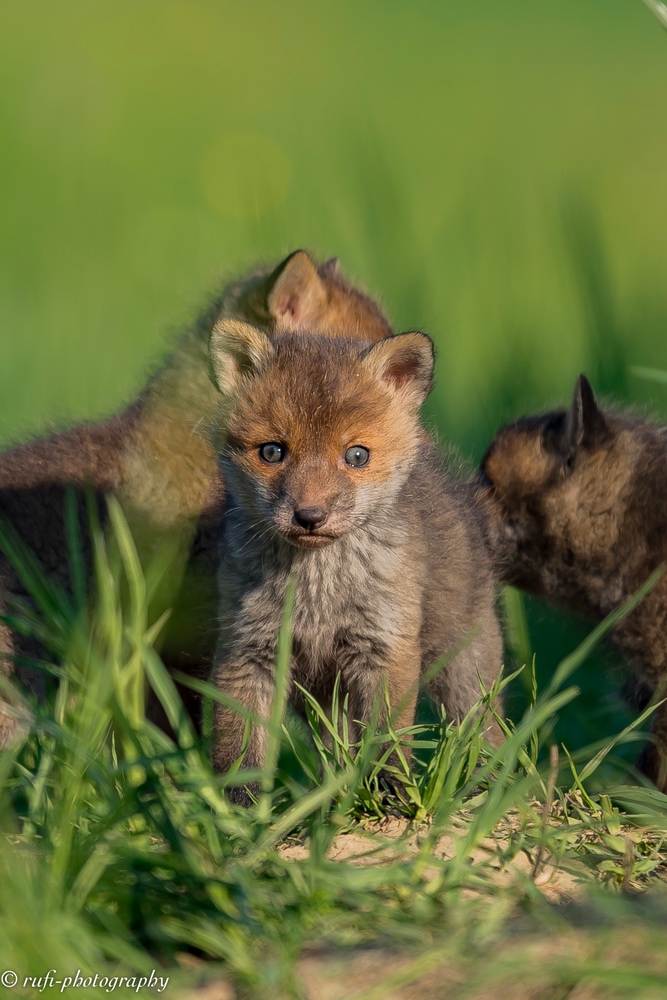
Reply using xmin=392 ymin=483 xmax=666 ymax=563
xmin=208 ymin=320 xmax=504 ymax=802
xmin=0 ymin=251 xmax=393 ymax=744
xmin=479 ymin=374 xmax=667 ymax=790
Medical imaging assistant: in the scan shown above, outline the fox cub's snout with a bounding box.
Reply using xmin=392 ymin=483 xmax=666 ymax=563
xmin=210 ymin=319 xmax=434 ymax=548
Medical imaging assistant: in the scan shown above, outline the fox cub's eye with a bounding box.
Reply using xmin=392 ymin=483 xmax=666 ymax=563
xmin=344 ymin=446 xmax=370 ymax=468
xmin=259 ymin=442 xmax=285 ymax=464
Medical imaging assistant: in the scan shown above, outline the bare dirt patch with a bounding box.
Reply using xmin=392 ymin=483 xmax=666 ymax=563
xmin=280 ymin=813 xmax=587 ymax=904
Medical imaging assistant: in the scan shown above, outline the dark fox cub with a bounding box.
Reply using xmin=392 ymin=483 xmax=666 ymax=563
xmin=208 ymin=319 xmax=504 ymax=802
xmin=480 ymin=374 xmax=667 ymax=789
xmin=0 ymin=251 xmax=393 ymax=745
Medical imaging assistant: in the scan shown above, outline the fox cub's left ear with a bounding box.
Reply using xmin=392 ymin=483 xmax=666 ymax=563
xmin=209 ymin=319 xmax=275 ymax=397
xmin=362 ymin=331 xmax=434 ymax=408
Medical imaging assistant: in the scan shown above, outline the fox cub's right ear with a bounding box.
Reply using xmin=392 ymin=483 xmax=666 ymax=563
xmin=362 ymin=331 xmax=435 ymax=408
xmin=209 ymin=319 xmax=275 ymax=396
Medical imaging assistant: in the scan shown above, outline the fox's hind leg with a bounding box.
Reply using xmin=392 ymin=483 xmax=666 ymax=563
xmin=0 ymin=613 xmax=44 ymax=749
xmin=427 ymin=614 xmax=504 ymax=747
xmin=0 ymin=618 xmax=18 ymax=747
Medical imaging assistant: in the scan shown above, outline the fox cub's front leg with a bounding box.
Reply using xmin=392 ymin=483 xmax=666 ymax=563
xmin=341 ymin=634 xmax=421 ymax=779
xmin=211 ymin=642 xmax=279 ymax=805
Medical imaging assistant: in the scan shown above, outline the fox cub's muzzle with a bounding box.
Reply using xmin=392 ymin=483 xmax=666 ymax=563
xmin=286 ymin=499 xmax=339 ymax=547
xmin=294 ymin=506 xmax=329 ymax=530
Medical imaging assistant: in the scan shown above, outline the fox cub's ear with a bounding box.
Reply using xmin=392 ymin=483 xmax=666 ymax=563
xmin=266 ymin=250 xmax=328 ymax=329
xmin=209 ymin=319 xmax=274 ymax=396
xmin=319 ymin=256 xmax=341 ymax=277
xmin=362 ymin=332 xmax=434 ymax=407
xmin=565 ymin=374 xmax=608 ymax=452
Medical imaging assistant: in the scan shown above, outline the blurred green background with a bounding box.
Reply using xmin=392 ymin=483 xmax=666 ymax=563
xmin=2 ymin=0 xmax=667 ymax=760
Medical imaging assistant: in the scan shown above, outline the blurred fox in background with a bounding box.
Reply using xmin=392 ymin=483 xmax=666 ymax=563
xmin=479 ymin=374 xmax=667 ymax=790
xmin=0 ymin=250 xmax=393 ymax=743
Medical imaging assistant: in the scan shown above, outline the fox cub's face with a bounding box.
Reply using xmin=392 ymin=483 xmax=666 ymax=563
xmin=209 ymin=321 xmax=434 ymax=548
xmin=478 ymin=375 xmax=629 ymax=597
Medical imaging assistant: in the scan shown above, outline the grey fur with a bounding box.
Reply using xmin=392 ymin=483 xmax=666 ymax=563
xmin=210 ymin=330 xmax=503 ymax=800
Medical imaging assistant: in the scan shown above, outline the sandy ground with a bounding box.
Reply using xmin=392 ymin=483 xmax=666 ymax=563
xmin=280 ymin=815 xmax=586 ymax=904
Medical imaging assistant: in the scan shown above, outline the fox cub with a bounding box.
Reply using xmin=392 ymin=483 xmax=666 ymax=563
xmin=0 ymin=251 xmax=392 ymax=745
xmin=480 ymin=374 xmax=667 ymax=790
xmin=209 ymin=320 xmax=504 ymax=801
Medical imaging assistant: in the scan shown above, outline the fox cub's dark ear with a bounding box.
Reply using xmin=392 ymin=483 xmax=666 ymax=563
xmin=266 ymin=250 xmax=328 ymax=329
xmin=320 ymin=256 xmax=341 ymax=277
xmin=363 ymin=332 xmax=435 ymax=407
xmin=209 ymin=319 xmax=274 ymax=396
xmin=565 ymin=374 xmax=608 ymax=452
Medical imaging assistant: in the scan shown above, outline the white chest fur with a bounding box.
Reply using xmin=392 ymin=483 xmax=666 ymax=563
xmin=226 ymin=522 xmax=414 ymax=668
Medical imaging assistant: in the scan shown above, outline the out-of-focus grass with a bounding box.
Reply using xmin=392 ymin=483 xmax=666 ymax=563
xmin=3 ymin=3 xmax=667 ymax=773
xmin=2 ymin=1 xmax=667 ymax=439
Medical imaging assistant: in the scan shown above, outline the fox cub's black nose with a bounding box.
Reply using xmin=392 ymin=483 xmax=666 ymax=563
xmin=294 ymin=507 xmax=328 ymax=530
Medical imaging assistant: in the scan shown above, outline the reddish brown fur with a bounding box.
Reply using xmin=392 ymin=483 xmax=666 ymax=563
xmin=0 ymin=252 xmax=393 ymax=743
xmin=209 ymin=324 xmax=504 ymax=802
xmin=226 ymin=336 xmax=425 ymax=515
xmin=225 ymin=251 xmax=390 ymax=344
xmin=480 ymin=375 xmax=667 ymax=789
